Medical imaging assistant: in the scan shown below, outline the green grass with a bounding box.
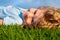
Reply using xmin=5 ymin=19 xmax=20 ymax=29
xmin=0 ymin=25 xmax=60 ymax=40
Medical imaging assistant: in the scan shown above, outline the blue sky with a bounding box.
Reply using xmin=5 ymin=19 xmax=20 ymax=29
xmin=0 ymin=0 xmax=60 ymax=9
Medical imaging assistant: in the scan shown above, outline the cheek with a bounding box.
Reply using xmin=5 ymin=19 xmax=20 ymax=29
xmin=38 ymin=13 xmax=44 ymax=18
xmin=34 ymin=13 xmax=44 ymax=19
xmin=33 ymin=13 xmax=44 ymax=23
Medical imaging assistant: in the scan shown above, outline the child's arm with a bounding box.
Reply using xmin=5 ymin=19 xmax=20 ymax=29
xmin=0 ymin=19 xmax=3 ymax=25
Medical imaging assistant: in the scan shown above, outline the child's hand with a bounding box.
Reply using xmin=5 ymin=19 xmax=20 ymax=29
xmin=22 ymin=8 xmax=37 ymax=25
xmin=0 ymin=19 xmax=3 ymax=25
xmin=26 ymin=12 xmax=34 ymax=25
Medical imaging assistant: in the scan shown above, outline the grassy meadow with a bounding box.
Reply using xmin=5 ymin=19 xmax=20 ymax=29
xmin=0 ymin=25 xmax=60 ymax=40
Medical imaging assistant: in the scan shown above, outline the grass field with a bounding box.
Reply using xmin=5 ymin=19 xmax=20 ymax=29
xmin=0 ymin=25 xmax=60 ymax=40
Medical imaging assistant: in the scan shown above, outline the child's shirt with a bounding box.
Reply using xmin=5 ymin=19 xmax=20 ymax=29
xmin=0 ymin=6 xmax=27 ymax=25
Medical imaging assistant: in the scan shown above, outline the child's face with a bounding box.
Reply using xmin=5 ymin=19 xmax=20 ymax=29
xmin=33 ymin=9 xmax=47 ymax=23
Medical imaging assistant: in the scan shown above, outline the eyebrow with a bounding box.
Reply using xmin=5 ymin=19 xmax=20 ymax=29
xmin=34 ymin=9 xmax=37 ymax=15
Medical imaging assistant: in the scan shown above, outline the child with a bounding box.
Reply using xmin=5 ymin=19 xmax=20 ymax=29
xmin=0 ymin=5 xmax=38 ymax=25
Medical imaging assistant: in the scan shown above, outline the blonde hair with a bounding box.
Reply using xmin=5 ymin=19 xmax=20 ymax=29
xmin=21 ymin=6 xmax=60 ymax=29
xmin=33 ymin=6 xmax=60 ymax=29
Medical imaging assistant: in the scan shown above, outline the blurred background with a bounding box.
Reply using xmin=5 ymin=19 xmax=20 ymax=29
xmin=0 ymin=0 xmax=60 ymax=9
